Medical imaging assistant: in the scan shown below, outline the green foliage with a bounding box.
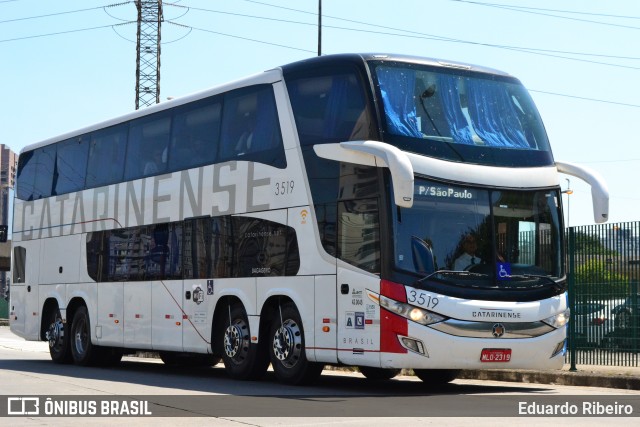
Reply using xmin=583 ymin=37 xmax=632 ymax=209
xmin=574 ymin=231 xmax=617 ymax=255
xmin=574 ymin=259 xmax=629 ymax=298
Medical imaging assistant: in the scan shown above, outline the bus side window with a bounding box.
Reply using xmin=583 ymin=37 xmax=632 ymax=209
xmin=16 ymin=151 xmax=37 ymax=201
xmin=13 ymin=246 xmax=26 ymax=284
xmin=286 ymin=71 xmax=375 ymax=146
xmin=219 ymin=85 xmax=285 ymax=168
xmin=337 ymin=198 xmax=381 ymax=273
xmin=125 ymin=112 xmax=171 ymax=180
xmin=169 ymin=97 xmax=221 ymax=172
xmin=86 ymin=124 xmax=127 ymax=188
xmin=146 ymin=223 xmax=182 ymax=280
xmin=30 ymin=144 xmax=57 ymax=200
xmin=54 ymin=136 xmax=89 ymax=195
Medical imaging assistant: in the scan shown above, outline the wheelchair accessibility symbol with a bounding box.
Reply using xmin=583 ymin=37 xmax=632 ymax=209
xmin=497 ymin=263 xmax=511 ymax=280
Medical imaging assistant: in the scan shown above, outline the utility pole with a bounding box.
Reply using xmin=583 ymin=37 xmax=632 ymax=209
xmin=135 ymin=0 xmax=163 ymax=109
xmin=317 ymin=0 xmax=322 ymax=56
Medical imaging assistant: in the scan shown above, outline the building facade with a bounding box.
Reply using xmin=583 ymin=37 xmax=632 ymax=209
xmin=1 ymin=144 xmax=17 ymax=298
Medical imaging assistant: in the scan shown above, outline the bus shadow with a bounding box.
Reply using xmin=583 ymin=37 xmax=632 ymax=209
xmin=0 ymin=356 xmax=551 ymax=397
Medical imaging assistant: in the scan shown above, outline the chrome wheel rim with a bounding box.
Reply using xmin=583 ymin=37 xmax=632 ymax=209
xmin=46 ymin=318 xmax=64 ymax=350
xmin=272 ymin=319 xmax=302 ymax=368
xmin=223 ymin=320 xmax=249 ymax=363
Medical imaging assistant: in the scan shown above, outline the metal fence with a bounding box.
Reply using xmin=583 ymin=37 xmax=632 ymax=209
xmin=567 ymin=222 xmax=640 ymax=367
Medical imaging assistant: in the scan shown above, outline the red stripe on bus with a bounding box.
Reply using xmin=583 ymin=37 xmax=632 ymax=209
xmin=380 ymin=308 xmax=408 ymax=354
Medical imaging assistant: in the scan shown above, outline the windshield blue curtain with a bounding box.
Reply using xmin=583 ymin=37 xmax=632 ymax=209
xmin=436 ymin=75 xmax=474 ymax=145
xmin=376 ymin=68 xmax=422 ymax=138
xmin=466 ymin=79 xmax=529 ymax=148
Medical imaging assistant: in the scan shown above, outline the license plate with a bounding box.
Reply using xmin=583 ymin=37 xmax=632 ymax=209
xmin=480 ymin=348 xmax=512 ymax=362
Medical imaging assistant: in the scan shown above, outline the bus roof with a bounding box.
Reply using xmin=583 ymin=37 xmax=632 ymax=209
xmin=21 ymin=53 xmax=515 ymax=155
xmin=280 ymin=53 xmax=515 ymax=79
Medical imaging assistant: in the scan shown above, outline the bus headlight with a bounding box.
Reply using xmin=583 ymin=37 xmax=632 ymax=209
xmin=542 ymin=308 xmax=570 ymax=329
xmin=379 ymin=295 xmax=446 ymax=325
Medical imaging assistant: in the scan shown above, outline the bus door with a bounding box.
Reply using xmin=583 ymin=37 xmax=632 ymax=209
xmin=337 ymin=264 xmax=381 ymax=366
xmin=335 ymin=199 xmax=382 ymax=367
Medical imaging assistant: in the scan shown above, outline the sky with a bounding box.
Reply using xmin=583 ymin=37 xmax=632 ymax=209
xmin=1 ymin=0 xmax=639 ymax=228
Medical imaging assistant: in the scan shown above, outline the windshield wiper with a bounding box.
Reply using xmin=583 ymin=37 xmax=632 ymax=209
xmin=418 ymin=269 xmax=489 ymax=282
xmin=501 ymin=274 xmax=557 ymax=286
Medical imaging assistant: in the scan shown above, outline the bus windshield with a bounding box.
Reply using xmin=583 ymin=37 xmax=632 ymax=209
xmin=393 ymin=178 xmax=564 ymax=290
xmin=369 ymin=61 xmax=553 ymax=167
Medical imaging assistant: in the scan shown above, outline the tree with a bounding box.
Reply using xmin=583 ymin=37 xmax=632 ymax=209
xmin=573 ymin=231 xmax=616 ymax=255
xmin=574 ymin=259 xmax=628 ymax=299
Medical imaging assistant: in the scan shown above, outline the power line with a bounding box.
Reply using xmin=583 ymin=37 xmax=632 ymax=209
xmin=166 ymin=20 xmax=315 ymax=53
xmin=0 ymin=2 xmax=133 ymax=25
xmin=2 ymin=0 xmax=638 ymax=111
xmin=446 ymin=0 xmax=640 ymax=31
xmin=530 ymin=89 xmax=640 ymax=109
xmin=165 ymin=2 xmax=640 ymax=70
xmin=448 ymin=0 xmax=640 ymax=20
xmin=0 ymin=21 xmax=135 ymax=44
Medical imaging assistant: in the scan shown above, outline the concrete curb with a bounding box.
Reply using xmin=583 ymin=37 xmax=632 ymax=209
xmin=459 ymin=369 xmax=640 ymax=390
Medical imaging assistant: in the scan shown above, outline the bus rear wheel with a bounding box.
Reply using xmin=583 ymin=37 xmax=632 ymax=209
xmin=220 ymin=304 xmax=268 ymax=380
xmin=45 ymin=308 xmax=72 ymax=364
xmin=268 ymin=302 xmax=323 ymax=385
xmin=70 ymin=306 xmax=101 ymax=366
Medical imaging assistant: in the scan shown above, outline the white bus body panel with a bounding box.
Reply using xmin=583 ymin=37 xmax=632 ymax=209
xmin=96 ymin=282 xmax=124 ymax=346
xmin=41 ymin=235 xmax=82 ymax=285
xmin=312 ymin=275 xmax=338 ymax=363
xmin=256 ymin=275 xmax=315 ymax=348
xmin=9 ymin=286 xmax=26 ymax=338
xmin=124 ymin=282 xmax=152 ymax=349
xmin=152 ymin=279 xmax=183 ymax=351
xmin=66 ymin=281 xmax=97 ymax=337
xmin=336 ymin=262 xmax=381 ymax=366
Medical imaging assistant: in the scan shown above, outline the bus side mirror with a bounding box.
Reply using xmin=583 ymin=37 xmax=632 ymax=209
xmin=0 ymin=225 xmax=7 ymax=243
xmin=314 ymin=140 xmax=414 ymax=208
xmin=556 ymin=161 xmax=609 ymax=224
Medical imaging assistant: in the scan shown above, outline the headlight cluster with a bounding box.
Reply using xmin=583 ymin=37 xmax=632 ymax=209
xmin=543 ymin=308 xmax=570 ymax=328
xmin=379 ymin=294 xmax=445 ymax=325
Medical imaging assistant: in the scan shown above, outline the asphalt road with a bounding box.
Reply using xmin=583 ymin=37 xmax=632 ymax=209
xmin=0 ymin=326 xmax=639 ymax=426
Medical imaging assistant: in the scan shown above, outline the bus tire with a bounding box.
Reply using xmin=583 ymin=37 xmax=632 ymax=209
xmin=359 ymin=366 xmax=400 ymax=381
xmin=70 ymin=306 xmax=101 ymax=366
xmin=220 ymin=304 xmax=268 ymax=380
xmin=268 ymin=302 xmax=324 ymax=385
xmin=45 ymin=308 xmax=72 ymax=364
xmin=414 ymin=369 xmax=460 ymax=385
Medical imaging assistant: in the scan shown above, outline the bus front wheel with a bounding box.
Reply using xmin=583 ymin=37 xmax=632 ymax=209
xmin=268 ymin=302 xmax=323 ymax=385
xmin=359 ymin=366 xmax=400 ymax=381
xmin=414 ymin=369 xmax=460 ymax=385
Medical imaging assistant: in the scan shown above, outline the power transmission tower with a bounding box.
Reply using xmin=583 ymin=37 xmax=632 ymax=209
xmin=135 ymin=0 xmax=163 ymax=109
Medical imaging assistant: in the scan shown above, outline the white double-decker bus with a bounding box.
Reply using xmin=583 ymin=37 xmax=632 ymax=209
xmin=10 ymin=54 xmax=608 ymax=385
